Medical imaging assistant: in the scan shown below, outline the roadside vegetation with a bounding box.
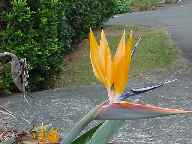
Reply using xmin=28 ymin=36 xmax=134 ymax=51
xmin=0 ymin=0 xmax=114 ymax=93
xmin=0 ymin=0 xmax=180 ymax=94
xmin=113 ymin=0 xmax=161 ymax=14
xmin=113 ymin=0 xmax=178 ymax=14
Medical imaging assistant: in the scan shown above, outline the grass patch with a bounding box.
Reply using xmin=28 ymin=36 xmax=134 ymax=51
xmin=114 ymin=0 xmax=161 ymax=14
xmin=130 ymin=0 xmax=160 ymax=11
xmin=50 ymin=25 xmax=179 ymax=88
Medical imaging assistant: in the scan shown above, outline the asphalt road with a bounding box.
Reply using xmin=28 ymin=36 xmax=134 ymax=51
xmin=106 ymin=1 xmax=192 ymax=62
xmin=1 ymin=70 xmax=192 ymax=144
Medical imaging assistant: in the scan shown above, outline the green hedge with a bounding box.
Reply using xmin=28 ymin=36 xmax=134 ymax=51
xmin=64 ymin=0 xmax=114 ymax=40
xmin=113 ymin=0 xmax=132 ymax=14
xmin=0 ymin=0 xmax=63 ymax=91
xmin=113 ymin=0 xmax=160 ymax=14
xmin=0 ymin=0 xmax=114 ymax=94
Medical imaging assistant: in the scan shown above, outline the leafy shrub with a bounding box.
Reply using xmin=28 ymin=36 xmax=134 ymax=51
xmin=59 ymin=16 xmax=75 ymax=53
xmin=113 ymin=0 xmax=160 ymax=14
xmin=0 ymin=0 xmax=114 ymax=93
xmin=113 ymin=0 xmax=132 ymax=14
xmin=0 ymin=65 xmax=14 ymax=95
xmin=0 ymin=0 xmax=35 ymax=92
xmin=0 ymin=0 xmax=64 ymax=92
xmin=64 ymin=0 xmax=115 ymax=40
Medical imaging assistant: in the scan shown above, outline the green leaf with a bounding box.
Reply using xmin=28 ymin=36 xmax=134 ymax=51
xmin=71 ymin=123 xmax=103 ymax=144
xmin=86 ymin=100 xmax=192 ymax=144
xmin=87 ymin=120 xmax=124 ymax=144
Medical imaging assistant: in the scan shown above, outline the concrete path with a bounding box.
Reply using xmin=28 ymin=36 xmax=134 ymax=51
xmin=106 ymin=1 xmax=192 ymax=62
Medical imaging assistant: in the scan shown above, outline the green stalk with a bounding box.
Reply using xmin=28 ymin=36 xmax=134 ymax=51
xmin=62 ymin=103 xmax=104 ymax=144
xmin=88 ymin=120 xmax=124 ymax=144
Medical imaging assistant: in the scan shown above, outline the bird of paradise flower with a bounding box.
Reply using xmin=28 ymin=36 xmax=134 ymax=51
xmin=62 ymin=29 xmax=192 ymax=144
xmin=89 ymin=29 xmax=191 ymax=120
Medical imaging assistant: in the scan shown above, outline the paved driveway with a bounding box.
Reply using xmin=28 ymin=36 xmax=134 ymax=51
xmin=106 ymin=1 xmax=192 ymax=62
xmin=1 ymin=72 xmax=192 ymax=144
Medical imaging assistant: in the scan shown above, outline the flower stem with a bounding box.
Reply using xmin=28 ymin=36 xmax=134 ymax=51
xmin=62 ymin=103 xmax=105 ymax=144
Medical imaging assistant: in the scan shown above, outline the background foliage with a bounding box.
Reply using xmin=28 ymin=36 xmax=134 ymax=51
xmin=64 ymin=0 xmax=114 ymax=40
xmin=0 ymin=0 xmax=114 ymax=93
xmin=113 ymin=0 xmax=132 ymax=14
xmin=0 ymin=0 xmax=164 ymax=94
xmin=113 ymin=0 xmax=160 ymax=14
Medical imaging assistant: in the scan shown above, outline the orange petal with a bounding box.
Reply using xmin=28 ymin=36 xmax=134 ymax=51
xmin=99 ymin=30 xmax=112 ymax=88
xmin=124 ymin=30 xmax=133 ymax=83
xmin=47 ymin=128 xmax=60 ymax=143
xmin=89 ymin=29 xmax=105 ymax=85
xmin=38 ymin=127 xmax=46 ymax=144
xmin=112 ymin=31 xmax=133 ymax=95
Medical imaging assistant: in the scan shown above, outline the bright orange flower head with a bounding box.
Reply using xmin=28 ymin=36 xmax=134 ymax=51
xmin=47 ymin=128 xmax=60 ymax=143
xmin=89 ymin=29 xmax=133 ymax=102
